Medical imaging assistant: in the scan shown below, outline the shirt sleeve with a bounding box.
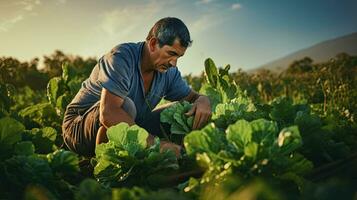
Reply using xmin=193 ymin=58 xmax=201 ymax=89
xmin=164 ymin=67 xmax=191 ymax=101
xmin=97 ymin=47 xmax=133 ymax=98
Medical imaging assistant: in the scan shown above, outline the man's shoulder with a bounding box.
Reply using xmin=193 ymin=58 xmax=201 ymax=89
xmin=110 ymin=42 xmax=144 ymax=58
xmin=101 ymin=42 xmax=144 ymax=69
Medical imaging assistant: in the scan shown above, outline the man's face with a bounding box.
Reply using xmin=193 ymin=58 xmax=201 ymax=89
xmin=151 ymin=38 xmax=187 ymax=73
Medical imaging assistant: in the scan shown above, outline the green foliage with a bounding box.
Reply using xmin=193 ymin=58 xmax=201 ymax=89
xmin=47 ymin=63 xmax=84 ymax=117
xmin=269 ymin=97 xmax=296 ymax=126
xmin=42 ymin=50 xmax=96 ymax=78
xmin=161 ymin=101 xmax=194 ymax=143
xmin=0 ymin=116 xmax=80 ymax=199
xmin=19 ymin=103 xmax=61 ymax=130
xmin=204 ymin=58 xmax=219 ymax=88
xmin=47 ymin=77 xmax=63 ymax=105
xmin=14 ymin=141 xmax=35 ymax=156
xmin=183 ymin=119 xmax=312 ymax=193
xmin=0 ymin=54 xmax=356 ymax=199
xmin=0 ymin=83 xmax=16 ymax=117
xmin=199 ymin=58 xmax=242 ymax=109
xmin=23 ymin=184 xmax=57 ymax=200
xmin=10 ymin=86 xmax=46 ymax=112
xmin=47 ymin=149 xmax=80 ymax=175
xmin=0 ymin=119 xmax=79 ymax=199
xmin=301 ymin=178 xmax=357 ymax=200
xmin=0 ymin=117 xmax=25 ymax=159
xmin=183 ymin=73 xmax=203 ymax=92
xmin=226 ymin=120 xmax=253 ymax=150
xmin=93 ymin=123 xmax=179 ymax=188
xmin=0 ymin=57 xmax=49 ymax=90
xmin=1 ymin=155 xmax=55 ymax=191
xmin=194 ymin=176 xmax=287 ymax=200
xmin=75 ymin=179 xmax=111 ymax=200
xmin=276 ymin=126 xmax=302 ymax=155
xmin=0 ymin=151 xmax=80 ymax=199
xmin=22 ymin=127 xmax=57 ymax=153
xmin=111 ymin=186 xmax=190 ymax=200
xmin=212 ymin=97 xmax=267 ymax=129
xmin=106 ymin=123 xmax=148 ymax=156
xmin=184 ymin=123 xmax=225 ymax=156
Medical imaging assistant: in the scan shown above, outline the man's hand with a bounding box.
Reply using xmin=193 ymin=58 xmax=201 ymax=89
xmin=160 ymin=141 xmax=182 ymax=158
xmin=146 ymin=134 xmax=155 ymax=146
xmin=185 ymin=95 xmax=211 ymax=129
xmin=147 ymin=135 xmax=181 ymax=158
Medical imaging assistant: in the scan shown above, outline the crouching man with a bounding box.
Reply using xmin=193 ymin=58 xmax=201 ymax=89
xmin=62 ymin=17 xmax=211 ymax=157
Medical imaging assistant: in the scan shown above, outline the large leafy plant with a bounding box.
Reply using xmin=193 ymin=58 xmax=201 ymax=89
xmin=199 ymin=58 xmax=244 ymax=110
xmin=47 ymin=63 xmax=83 ymax=117
xmin=0 ymin=117 xmax=25 ymax=159
xmin=160 ymin=101 xmax=194 ymax=144
xmin=183 ymin=119 xmax=313 ymax=193
xmin=0 ymin=117 xmax=81 ymax=199
xmin=93 ymin=123 xmax=179 ymax=188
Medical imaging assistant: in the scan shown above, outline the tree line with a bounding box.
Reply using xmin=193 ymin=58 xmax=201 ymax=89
xmin=0 ymin=50 xmax=96 ymax=90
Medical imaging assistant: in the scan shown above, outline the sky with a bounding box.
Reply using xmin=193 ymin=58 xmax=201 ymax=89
xmin=1 ymin=0 xmax=357 ymax=75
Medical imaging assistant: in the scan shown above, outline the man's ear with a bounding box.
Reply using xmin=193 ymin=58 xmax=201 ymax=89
xmin=148 ymin=37 xmax=158 ymax=52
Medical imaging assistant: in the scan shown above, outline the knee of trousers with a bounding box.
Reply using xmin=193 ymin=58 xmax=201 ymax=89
xmin=122 ymin=97 xmax=137 ymax=119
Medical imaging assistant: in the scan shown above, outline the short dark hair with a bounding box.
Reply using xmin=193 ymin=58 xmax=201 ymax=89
xmin=146 ymin=17 xmax=192 ymax=48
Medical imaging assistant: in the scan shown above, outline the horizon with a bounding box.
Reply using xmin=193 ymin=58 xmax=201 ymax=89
xmin=1 ymin=0 xmax=357 ymax=75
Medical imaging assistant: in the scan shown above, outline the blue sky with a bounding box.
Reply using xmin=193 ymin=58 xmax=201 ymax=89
xmin=1 ymin=0 xmax=356 ymax=75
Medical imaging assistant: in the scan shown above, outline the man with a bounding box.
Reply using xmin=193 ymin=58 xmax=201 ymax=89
xmin=62 ymin=17 xmax=211 ymax=157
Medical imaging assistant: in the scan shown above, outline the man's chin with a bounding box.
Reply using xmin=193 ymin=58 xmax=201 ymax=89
xmin=158 ymin=69 xmax=168 ymax=73
xmin=157 ymin=67 xmax=169 ymax=73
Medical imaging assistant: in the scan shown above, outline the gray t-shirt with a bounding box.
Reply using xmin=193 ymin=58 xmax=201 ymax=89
xmin=68 ymin=42 xmax=191 ymax=124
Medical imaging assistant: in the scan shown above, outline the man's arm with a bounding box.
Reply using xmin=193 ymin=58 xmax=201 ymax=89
xmin=183 ymin=89 xmax=200 ymax=103
xmin=183 ymin=89 xmax=211 ymax=130
xmin=99 ymin=88 xmax=135 ymax=128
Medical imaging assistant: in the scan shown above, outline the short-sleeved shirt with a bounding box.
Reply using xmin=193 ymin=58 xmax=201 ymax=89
xmin=68 ymin=41 xmax=191 ymax=124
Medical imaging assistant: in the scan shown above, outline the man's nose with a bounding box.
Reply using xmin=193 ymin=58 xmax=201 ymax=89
xmin=169 ymin=59 xmax=177 ymax=67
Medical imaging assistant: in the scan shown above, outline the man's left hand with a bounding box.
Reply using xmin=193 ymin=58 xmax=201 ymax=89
xmin=185 ymin=95 xmax=211 ymax=129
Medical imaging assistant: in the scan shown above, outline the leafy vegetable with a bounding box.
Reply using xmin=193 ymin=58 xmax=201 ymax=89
xmin=22 ymin=126 xmax=57 ymax=153
xmin=199 ymin=58 xmax=242 ymax=109
xmin=161 ymin=101 xmax=194 ymax=144
xmin=93 ymin=123 xmax=179 ymax=187
xmin=184 ymin=119 xmax=311 ymax=193
xmin=0 ymin=117 xmax=25 ymax=159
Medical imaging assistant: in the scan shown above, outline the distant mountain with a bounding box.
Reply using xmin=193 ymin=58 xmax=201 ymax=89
xmin=252 ymin=32 xmax=357 ymax=73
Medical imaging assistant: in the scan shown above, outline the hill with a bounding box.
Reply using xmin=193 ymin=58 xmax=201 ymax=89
xmin=252 ymin=32 xmax=357 ymax=73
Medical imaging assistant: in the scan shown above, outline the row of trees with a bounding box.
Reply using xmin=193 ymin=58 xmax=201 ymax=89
xmin=0 ymin=50 xmax=96 ymax=90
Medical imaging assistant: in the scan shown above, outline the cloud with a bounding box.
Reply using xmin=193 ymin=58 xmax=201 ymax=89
xmin=10 ymin=15 xmax=24 ymax=23
xmin=0 ymin=15 xmax=24 ymax=32
xmin=56 ymin=0 xmax=67 ymax=4
xmin=196 ymin=0 xmax=213 ymax=4
xmin=17 ymin=0 xmax=41 ymax=11
xmin=231 ymin=3 xmax=242 ymax=10
xmin=100 ymin=2 xmax=164 ymax=38
xmin=0 ymin=0 xmax=41 ymax=32
xmin=189 ymin=14 xmax=226 ymax=35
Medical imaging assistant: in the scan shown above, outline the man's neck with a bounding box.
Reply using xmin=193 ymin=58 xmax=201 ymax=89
xmin=140 ymin=42 xmax=154 ymax=75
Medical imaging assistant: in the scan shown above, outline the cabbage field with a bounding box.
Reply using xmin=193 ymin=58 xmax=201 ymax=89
xmin=0 ymin=55 xmax=356 ymax=200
